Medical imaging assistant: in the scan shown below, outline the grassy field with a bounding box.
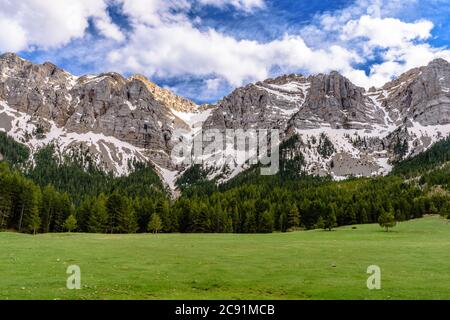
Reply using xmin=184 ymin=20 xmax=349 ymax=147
xmin=1 ymin=216 xmax=449 ymax=300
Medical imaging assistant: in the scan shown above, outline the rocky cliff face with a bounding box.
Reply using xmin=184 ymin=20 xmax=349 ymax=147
xmin=290 ymin=72 xmax=385 ymax=130
xmin=200 ymin=59 xmax=450 ymax=181
xmin=382 ymin=58 xmax=450 ymax=126
xmin=0 ymin=53 xmax=203 ymax=172
xmin=130 ymin=74 xmax=198 ymax=113
xmin=1 ymin=52 xmax=449 ymax=188
xmin=203 ymin=74 xmax=309 ymax=132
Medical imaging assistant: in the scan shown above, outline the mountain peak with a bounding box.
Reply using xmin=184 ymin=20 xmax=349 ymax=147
xmin=0 ymin=52 xmax=27 ymax=66
xmin=130 ymin=74 xmax=198 ymax=113
xmin=0 ymin=52 xmax=21 ymax=60
xmin=1 ymin=54 xmax=449 ymax=184
xmin=427 ymin=58 xmax=450 ymax=68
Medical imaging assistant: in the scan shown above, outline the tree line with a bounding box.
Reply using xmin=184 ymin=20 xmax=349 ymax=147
xmin=0 ymin=132 xmax=449 ymax=234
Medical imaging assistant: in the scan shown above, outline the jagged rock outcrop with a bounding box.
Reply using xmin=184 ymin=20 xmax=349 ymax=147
xmin=130 ymin=74 xmax=198 ymax=113
xmin=289 ymin=72 xmax=384 ymax=130
xmin=0 ymin=53 xmax=77 ymax=126
xmin=201 ymin=59 xmax=450 ymax=181
xmin=0 ymin=53 xmax=197 ymax=170
xmin=203 ymin=74 xmax=309 ymax=132
xmin=63 ymin=73 xmax=185 ymax=150
xmin=382 ymin=59 xmax=450 ymax=126
xmin=1 ymin=52 xmax=450 ymax=186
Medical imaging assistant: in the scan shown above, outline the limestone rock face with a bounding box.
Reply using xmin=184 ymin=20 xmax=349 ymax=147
xmin=130 ymin=74 xmax=198 ymax=113
xmin=203 ymin=74 xmax=310 ymax=132
xmin=64 ymin=74 xmax=183 ymax=151
xmin=0 ymin=53 xmax=195 ymax=168
xmin=1 ymin=52 xmax=450 ymax=187
xmin=383 ymin=59 xmax=450 ymax=126
xmin=0 ymin=53 xmax=77 ymax=126
xmin=289 ymin=72 xmax=384 ymax=130
xmin=201 ymin=60 xmax=450 ymax=182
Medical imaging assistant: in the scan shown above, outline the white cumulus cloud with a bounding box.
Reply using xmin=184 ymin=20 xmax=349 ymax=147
xmin=0 ymin=0 xmax=124 ymax=52
xmin=197 ymin=0 xmax=265 ymax=12
xmin=106 ymin=22 xmax=358 ymax=87
xmin=1 ymin=0 xmax=449 ymax=101
xmin=341 ymin=15 xmax=433 ymax=49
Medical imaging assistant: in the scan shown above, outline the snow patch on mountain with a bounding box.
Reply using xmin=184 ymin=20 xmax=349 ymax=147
xmin=0 ymin=100 xmax=154 ymax=177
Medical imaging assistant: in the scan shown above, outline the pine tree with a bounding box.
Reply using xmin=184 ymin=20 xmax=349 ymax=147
xmin=26 ymin=186 xmax=42 ymax=235
xmin=155 ymin=199 xmax=174 ymax=232
xmin=134 ymin=197 xmax=155 ymax=233
xmin=279 ymin=212 xmax=287 ymax=232
xmin=76 ymin=197 xmax=92 ymax=232
xmin=63 ymin=214 xmax=77 ymax=233
xmin=16 ymin=181 xmax=42 ymax=234
xmin=224 ymin=216 xmax=233 ymax=233
xmin=378 ymin=209 xmax=396 ymax=232
xmin=0 ymin=193 xmax=12 ymax=230
xmin=258 ymin=210 xmax=274 ymax=233
xmin=322 ymin=204 xmax=337 ymax=231
xmin=106 ymin=193 xmax=137 ymax=234
xmin=53 ymin=193 xmax=74 ymax=232
xmin=195 ymin=203 xmax=211 ymax=233
xmin=148 ymin=214 xmax=162 ymax=234
xmin=29 ymin=210 xmax=41 ymax=235
xmin=40 ymin=185 xmax=57 ymax=233
xmin=287 ymin=206 xmax=300 ymax=231
xmin=242 ymin=201 xmax=257 ymax=233
xmin=316 ymin=216 xmax=325 ymax=230
xmin=119 ymin=197 xmax=138 ymax=234
xmin=87 ymin=194 xmax=108 ymax=233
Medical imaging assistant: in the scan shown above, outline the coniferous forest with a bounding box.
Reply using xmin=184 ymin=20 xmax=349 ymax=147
xmin=0 ymin=131 xmax=449 ymax=235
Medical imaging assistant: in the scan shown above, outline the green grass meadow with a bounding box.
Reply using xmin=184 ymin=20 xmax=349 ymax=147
xmin=1 ymin=216 xmax=449 ymax=300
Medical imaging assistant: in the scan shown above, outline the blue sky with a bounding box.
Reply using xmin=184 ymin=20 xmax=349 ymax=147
xmin=1 ymin=0 xmax=449 ymax=104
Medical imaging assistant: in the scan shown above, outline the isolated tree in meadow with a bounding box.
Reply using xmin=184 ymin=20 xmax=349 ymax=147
xmin=148 ymin=214 xmax=162 ymax=234
xmin=378 ymin=210 xmax=396 ymax=232
xmin=64 ymin=214 xmax=77 ymax=233
xmin=29 ymin=210 xmax=41 ymax=235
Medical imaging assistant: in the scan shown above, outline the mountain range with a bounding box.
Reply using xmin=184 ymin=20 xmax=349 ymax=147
xmin=0 ymin=52 xmax=449 ymax=190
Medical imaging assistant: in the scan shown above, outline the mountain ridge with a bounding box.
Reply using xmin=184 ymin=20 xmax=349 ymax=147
xmin=1 ymin=52 xmax=449 ymax=189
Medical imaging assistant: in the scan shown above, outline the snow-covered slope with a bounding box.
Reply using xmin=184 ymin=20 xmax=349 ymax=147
xmin=0 ymin=100 xmax=150 ymax=175
xmin=1 ymin=53 xmax=450 ymax=191
xmin=197 ymin=60 xmax=450 ymax=182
